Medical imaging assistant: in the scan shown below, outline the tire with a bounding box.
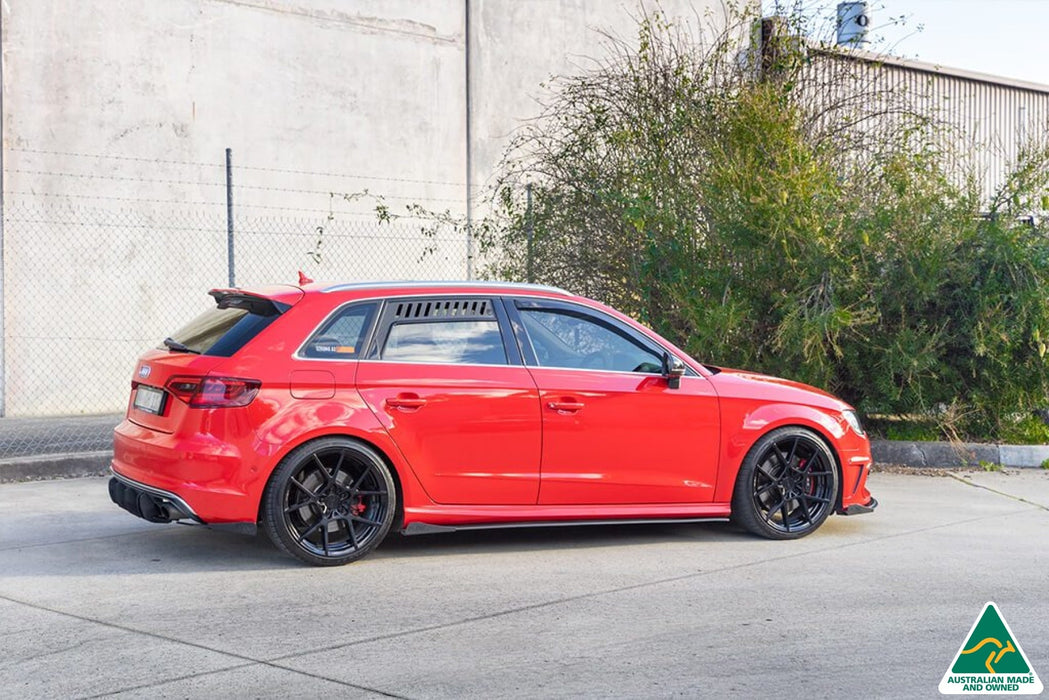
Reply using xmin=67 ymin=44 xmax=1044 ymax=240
xmin=262 ymin=437 xmax=397 ymax=566
xmin=730 ymin=427 xmax=839 ymax=540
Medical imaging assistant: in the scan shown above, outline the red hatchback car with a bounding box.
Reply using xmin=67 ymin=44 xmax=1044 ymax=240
xmin=110 ymin=281 xmax=876 ymax=565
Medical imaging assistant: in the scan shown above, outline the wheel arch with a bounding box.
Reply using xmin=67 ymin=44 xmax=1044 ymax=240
xmin=728 ymin=423 xmax=843 ymax=539
xmin=716 ymin=402 xmax=847 ymax=505
xmin=255 ymin=428 xmax=413 ymax=528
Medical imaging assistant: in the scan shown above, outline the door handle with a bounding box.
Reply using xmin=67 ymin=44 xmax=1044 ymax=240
xmin=387 ymin=394 xmax=426 ymax=410
xmin=547 ymin=400 xmax=584 ymax=413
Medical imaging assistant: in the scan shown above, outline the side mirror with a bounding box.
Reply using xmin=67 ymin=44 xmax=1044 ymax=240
xmin=662 ymin=353 xmax=686 ymax=389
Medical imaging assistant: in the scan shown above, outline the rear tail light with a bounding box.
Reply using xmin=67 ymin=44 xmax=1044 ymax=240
xmin=165 ymin=376 xmax=261 ymax=408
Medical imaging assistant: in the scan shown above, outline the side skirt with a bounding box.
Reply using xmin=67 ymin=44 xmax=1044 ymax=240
xmin=400 ymin=518 xmax=730 ymax=541
xmin=401 ymin=506 xmax=732 ymax=536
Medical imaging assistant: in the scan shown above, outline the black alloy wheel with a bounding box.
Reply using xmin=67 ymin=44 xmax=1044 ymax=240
xmin=731 ymin=427 xmax=839 ymax=540
xmin=262 ymin=437 xmax=397 ymax=566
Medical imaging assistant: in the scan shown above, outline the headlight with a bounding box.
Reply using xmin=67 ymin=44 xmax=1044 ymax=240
xmin=842 ymin=409 xmax=865 ymax=436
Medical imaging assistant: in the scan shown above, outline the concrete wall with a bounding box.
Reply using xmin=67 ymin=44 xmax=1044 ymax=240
xmin=0 ymin=0 xmax=732 ymax=416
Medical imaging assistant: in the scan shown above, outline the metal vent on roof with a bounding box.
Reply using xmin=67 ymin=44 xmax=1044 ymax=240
xmin=836 ymin=2 xmax=870 ymax=48
xmin=392 ymin=299 xmax=493 ymax=319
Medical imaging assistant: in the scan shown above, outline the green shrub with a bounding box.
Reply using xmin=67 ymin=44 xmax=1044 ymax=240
xmin=999 ymin=415 xmax=1049 ymax=445
xmin=478 ymin=7 xmax=1049 ymax=442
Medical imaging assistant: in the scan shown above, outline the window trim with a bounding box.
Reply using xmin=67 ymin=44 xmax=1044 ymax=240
xmin=293 ymin=292 xmax=699 ymax=375
xmin=368 ymin=295 xmax=521 ymax=367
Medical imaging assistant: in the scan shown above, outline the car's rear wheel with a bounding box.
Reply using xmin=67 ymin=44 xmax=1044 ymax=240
xmin=731 ymin=427 xmax=839 ymax=540
xmin=262 ymin=437 xmax=397 ymax=566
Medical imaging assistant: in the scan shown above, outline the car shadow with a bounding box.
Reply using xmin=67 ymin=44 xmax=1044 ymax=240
xmin=1 ymin=514 xmax=758 ymax=577
xmin=373 ymin=519 xmax=752 ymax=559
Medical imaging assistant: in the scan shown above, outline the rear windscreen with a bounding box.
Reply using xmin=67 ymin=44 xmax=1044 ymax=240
xmin=164 ymin=306 xmax=278 ymax=357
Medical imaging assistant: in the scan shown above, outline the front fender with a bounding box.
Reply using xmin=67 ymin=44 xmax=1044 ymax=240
xmin=714 ymin=400 xmax=847 ymax=503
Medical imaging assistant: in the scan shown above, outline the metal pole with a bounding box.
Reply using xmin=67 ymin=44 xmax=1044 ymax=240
xmin=225 ymin=147 xmax=235 ymax=287
xmin=464 ymin=0 xmax=473 ymax=280
xmin=525 ymin=183 xmax=534 ymax=283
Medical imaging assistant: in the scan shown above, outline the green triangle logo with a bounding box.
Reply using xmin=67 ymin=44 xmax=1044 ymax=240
xmin=939 ymin=602 xmax=1043 ymax=695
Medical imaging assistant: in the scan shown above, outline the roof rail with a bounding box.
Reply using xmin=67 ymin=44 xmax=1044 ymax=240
xmin=320 ymin=280 xmax=572 ymax=295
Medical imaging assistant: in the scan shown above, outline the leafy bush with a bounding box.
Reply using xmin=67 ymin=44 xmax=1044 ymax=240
xmin=477 ymin=7 xmax=1049 ymax=441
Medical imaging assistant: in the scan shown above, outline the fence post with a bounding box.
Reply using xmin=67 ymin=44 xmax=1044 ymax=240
xmin=225 ymin=147 xmax=235 ymax=287
xmin=0 ymin=11 xmax=5 ymax=417
xmin=464 ymin=0 xmax=473 ymax=280
xmin=525 ymin=182 xmax=534 ymax=284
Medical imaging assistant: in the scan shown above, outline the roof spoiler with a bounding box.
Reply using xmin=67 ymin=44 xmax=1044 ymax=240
xmin=208 ymin=289 xmax=289 ymax=317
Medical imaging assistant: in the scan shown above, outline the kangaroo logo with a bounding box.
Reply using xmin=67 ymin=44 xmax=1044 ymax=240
xmin=961 ymin=636 xmax=1017 ymax=674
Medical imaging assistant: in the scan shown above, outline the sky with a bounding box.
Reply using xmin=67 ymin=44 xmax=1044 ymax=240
xmin=764 ymin=0 xmax=1049 ymax=86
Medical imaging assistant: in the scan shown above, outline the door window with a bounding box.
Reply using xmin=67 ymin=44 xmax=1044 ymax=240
xmin=518 ymin=307 xmax=662 ymax=373
xmin=382 ymin=319 xmax=507 ymax=365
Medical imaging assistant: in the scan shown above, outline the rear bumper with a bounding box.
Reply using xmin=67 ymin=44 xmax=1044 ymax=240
xmin=109 ymin=472 xmax=203 ymax=524
xmin=112 ymin=417 xmax=267 ymax=524
xmin=108 ymin=470 xmax=258 ymax=535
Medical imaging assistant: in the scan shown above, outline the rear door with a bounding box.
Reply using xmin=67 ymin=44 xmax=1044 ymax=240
xmin=355 ymin=296 xmax=542 ymax=505
xmin=510 ymin=298 xmax=721 ymax=505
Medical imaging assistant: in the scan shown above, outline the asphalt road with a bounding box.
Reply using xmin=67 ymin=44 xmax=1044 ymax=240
xmin=1 ymin=470 xmax=1047 ymax=699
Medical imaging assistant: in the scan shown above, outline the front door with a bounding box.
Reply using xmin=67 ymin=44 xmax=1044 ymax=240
xmin=513 ymin=301 xmax=720 ymax=505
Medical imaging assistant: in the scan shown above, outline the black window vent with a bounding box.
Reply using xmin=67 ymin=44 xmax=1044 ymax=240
xmin=392 ymin=299 xmax=493 ymax=319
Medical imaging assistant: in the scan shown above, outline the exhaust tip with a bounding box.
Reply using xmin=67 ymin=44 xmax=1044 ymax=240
xmin=109 ymin=477 xmax=179 ymax=523
xmin=137 ymin=492 xmax=169 ymax=523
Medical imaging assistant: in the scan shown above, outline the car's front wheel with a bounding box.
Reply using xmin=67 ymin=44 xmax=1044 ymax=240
xmin=262 ymin=437 xmax=397 ymax=566
xmin=731 ymin=427 xmax=839 ymax=539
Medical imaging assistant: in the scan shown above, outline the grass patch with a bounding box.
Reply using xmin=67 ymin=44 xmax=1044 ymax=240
xmin=866 ymin=412 xmax=1049 ymax=445
xmin=999 ymin=414 xmax=1049 ymax=445
xmin=865 ymin=415 xmax=940 ymax=442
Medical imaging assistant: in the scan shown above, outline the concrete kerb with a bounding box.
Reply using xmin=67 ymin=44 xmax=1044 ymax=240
xmin=0 ymin=413 xmax=120 ymax=482
xmin=871 ymin=439 xmax=1049 ymax=469
xmin=0 ymin=451 xmax=112 ymax=483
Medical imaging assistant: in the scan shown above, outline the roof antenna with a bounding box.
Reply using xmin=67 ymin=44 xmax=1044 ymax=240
xmin=298 ymin=270 xmax=314 ymax=285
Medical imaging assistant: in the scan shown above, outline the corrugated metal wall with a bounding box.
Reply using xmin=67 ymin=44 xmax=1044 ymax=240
xmin=801 ymin=47 xmax=1049 ymax=205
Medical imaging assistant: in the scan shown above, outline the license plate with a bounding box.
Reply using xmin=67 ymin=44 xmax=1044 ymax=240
xmin=134 ymin=385 xmax=166 ymax=415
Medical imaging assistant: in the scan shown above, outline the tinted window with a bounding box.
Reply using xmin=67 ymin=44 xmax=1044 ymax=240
xmin=303 ymin=303 xmax=377 ymax=359
xmin=166 ymin=307 xmax=278 ymax=357
xmin=382 ymin=320 xmax=507 ymax=365
xmin=519 ymin=308 xmax=662 ymax=373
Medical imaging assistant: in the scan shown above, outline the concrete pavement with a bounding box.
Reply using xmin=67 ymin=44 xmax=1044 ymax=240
xmin=1 ymin=470 xmax=1047 ymax=698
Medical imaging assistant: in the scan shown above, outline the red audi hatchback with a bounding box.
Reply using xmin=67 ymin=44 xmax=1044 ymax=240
xmin=110 ymin=281 xmax=876 ymax=565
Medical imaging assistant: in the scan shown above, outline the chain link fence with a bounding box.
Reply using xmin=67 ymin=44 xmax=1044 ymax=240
xmin=1 ymin=150 xmax=473 ymax=458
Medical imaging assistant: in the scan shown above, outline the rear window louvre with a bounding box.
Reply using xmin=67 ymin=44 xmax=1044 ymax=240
xmin=391 ymin=299 xmax=493 ymax=320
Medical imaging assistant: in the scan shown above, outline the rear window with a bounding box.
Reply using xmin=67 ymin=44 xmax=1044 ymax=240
xmin=302 ymin=303 xmax=378 ymax=359
xmin=165 ymin=305 xmax=280 ymax=357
